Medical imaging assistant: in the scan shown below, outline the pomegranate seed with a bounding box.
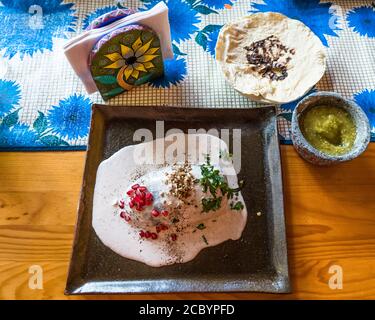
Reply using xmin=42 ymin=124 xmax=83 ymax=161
xmin=151 ymin=233 xmax=158 ymax=240
xmin=156 ymin=225 xmax=161 ymax=233
xmin=124 ymin=215 xmax=131 ymax=222
xmin=127 ymin=185 xmax=152 ymax=212
xmin=145 ymin=231 xmax=151 ymax=238
xmin=161 ymin=210 xmax=169 ymax=217
xmin=120 ymin=211 xmax=126 ymax=219
xmin=171 ymin=233 xmax=177 ymax=241
xmin=119 ymin=200 xmax=125 ymax=209
xmin=139 ymin=230 xmax=145 ymax=238
xmin=151 ymin=209 xmax=160 ymax=217
xmin=162 ymin=224 xmax=168 ymax=230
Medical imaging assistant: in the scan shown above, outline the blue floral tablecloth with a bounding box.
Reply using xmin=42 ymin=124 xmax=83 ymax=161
xmin=0 ymin=0 xmax=374 ymax=150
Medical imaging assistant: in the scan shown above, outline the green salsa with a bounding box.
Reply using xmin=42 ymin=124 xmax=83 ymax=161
xmin=301 ymin=105 xmax=356 ymax=156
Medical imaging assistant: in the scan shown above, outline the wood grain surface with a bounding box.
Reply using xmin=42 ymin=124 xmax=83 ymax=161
xmin=0 ymin=145 xmax=374 ymax=300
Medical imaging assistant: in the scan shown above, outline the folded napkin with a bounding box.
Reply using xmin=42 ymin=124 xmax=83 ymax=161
xmin=63 ymin=2 xmax=173 ymax=94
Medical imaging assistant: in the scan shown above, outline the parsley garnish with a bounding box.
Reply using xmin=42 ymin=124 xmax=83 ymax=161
xmin=196 ymin=223 xmax=206 ymax=230
xmin=201 ymin=197 xmax=222 ymax=212
xmin=219 ymin=150 xmax=233 ymax=161
xmin=230 ymin=201 xmax=244 ymax=211
xmin=202 ymin=235 xmax=209 ymax=245
xmin=200 ymin=155 xmax=244 ymax=213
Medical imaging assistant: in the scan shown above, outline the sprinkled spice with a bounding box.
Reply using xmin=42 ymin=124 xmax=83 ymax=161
xmin=244 ymin=35 xmax=295 ymax=81
xmin=165 ymin=162 xmax=196 ymax=200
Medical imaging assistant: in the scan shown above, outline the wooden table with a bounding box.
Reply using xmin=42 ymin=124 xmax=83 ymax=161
xmin=1 ymin=145 xmax=374 ymax=300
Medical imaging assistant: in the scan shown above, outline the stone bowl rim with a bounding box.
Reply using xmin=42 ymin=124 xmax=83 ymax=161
xmin=291 ymin=91 xmax=371 ymax=162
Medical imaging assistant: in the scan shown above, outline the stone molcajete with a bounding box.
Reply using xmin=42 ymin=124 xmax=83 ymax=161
xmin=291 ymin=91 xmax=371 ymax=166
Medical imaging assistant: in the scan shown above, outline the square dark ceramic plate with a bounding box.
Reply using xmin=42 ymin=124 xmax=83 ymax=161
xmin=65 ymin=105 xmax=290 ymax=294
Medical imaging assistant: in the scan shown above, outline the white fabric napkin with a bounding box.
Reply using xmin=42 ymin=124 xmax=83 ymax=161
xmin=63 ymin=2 xmax=173 ymax=94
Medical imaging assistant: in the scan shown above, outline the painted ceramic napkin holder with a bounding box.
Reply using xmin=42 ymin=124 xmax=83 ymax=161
xmin=89 ymin=20 xmax=164 ymax=100
xmin=63 ymin=2 xmax=173 ymax=100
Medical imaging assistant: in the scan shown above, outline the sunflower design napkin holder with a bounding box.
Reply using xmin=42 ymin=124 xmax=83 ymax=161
xmin=90 ymin=24 xmax=164 ymax=100
xmin=63 ymin=2 xmax=173 ymax=100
